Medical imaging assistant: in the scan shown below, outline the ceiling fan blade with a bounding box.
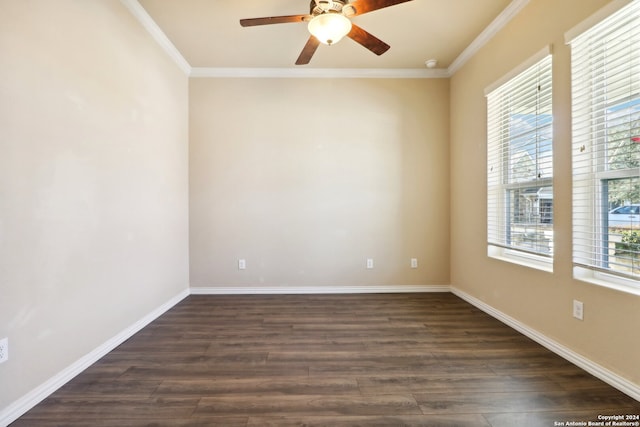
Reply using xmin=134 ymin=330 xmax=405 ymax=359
xmin=240 ymin=15 xmax=310 ymax=27
xmin=295 ymin=36 xmax=321 ymax=65
xmin=347 ymin=24 xmax=390 ymax=56
xmin=349 ymin=0 xmax=413 ymax=16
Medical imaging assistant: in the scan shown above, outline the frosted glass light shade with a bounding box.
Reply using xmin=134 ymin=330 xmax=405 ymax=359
xmin=308 ymin=13 xmax=352 ymax=45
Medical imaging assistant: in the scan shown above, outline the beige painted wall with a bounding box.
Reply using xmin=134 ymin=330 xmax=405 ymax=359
xmin=190 ymin=78 xmax=449 ymax=289
xmin=450 ymin=0 xmax=640 ymax=386
xmin=3 ymin=0 xmax=636 ymax=417
xmin=0 ymin=0 xmax=189 ymax=411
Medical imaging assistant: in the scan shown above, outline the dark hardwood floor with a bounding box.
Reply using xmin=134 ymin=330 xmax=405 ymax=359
xmin=12 ymin=293 xmax=640 ymax=426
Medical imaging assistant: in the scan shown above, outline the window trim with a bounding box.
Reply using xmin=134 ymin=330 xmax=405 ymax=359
xmin=574 ymin=266 xmax=640 ymax=297
xmin=484 ymin=46 xmax=552 ymax=96
xmin=564 ymin=0 xmax=633 ymax=44
xmin=568 ymin=0 xmax=640 ymax=294
xmin=486 ymin=47 xmax=554 ymax=271
xmin=488 ymin=244 xmax=554 ymax=273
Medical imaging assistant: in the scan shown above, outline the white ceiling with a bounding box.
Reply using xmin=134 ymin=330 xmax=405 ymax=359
xmin=132 ymin=0 xmax=521 ymax=73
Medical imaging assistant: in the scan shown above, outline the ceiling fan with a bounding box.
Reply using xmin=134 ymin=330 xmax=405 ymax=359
xmin=240 ymin=0 xmax=414 ymax=65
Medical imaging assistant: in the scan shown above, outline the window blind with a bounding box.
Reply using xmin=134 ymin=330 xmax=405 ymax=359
xmin=487 ymin=54 xmax=553 ymax=258
xmin=570 ymin=0 xmax=640 ymax=281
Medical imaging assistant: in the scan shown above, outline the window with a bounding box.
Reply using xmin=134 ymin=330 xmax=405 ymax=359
xmin=486 ymin=51 xmax=553 ymax=269
xmin=570 ymin=1 xmax=640 ymax=294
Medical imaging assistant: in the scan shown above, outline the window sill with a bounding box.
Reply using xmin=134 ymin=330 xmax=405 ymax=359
xmin=573 ymin=266 xmax=640 ymax=296
xmin=488 ymin=245 xmax=553 ymax=273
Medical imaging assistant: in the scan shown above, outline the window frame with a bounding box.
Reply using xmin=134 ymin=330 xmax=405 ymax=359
xmin=568 ymin=0 xmax=640 ymax=295
xmin=485 ymin=47 xmax=554 ymax=271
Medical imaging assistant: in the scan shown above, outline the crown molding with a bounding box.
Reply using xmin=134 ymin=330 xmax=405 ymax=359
xmin=120 ymin=0 xmax=191 ymax=75
xmin=190 ymin=67 xmax=450 ymax=79
xmin=123 ymin=0 xmax=528 ymax=79
xmin=447 ymin=0 xmax=530 ymax=76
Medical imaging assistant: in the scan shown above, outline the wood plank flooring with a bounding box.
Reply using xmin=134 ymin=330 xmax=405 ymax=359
xmin=12 ymin=293 xmax=640 ymax=426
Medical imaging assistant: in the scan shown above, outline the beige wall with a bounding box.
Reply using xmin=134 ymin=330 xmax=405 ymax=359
xmin=450 ymin=0 xmax=640 ymax=386
xmin=2 ymin=0 xmax=637 ymax=417
xmin=189 ymin=78 xmax=449 ymax=289
xmin=0 ymin=0 xmax=189 ymax=411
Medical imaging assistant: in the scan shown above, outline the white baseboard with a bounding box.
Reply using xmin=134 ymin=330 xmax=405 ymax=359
xmin=0 ymin=288 xmax=190 ymax=427
xmin=450 ymin=286 xmax=640 ymax=402
xmin=189 ymin=284 xmax=450 ymax=294
xmin=4 ymin=284 xmax=638 ymax=427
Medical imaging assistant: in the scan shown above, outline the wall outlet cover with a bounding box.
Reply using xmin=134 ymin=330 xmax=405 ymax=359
xmin=0 ymin=337 xmax=8 ymax=363
xmin=573 ymin=300 xmax=584 ymax=320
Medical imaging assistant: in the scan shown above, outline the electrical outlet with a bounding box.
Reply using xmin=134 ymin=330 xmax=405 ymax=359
xmin=238 ymin=259 xmax=246 ymax=270
xmin=366 ymin=258 xmax=374 ymax=269
xmin=411 ymin=258 xmax=418 ymax=269
xmin=0 ymin=337 xmax=8 ymax=364
xmin=573 ymin=300 xmax=584 ymax=320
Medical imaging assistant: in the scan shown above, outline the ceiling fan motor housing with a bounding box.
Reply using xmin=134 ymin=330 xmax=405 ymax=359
xmin=311 ymin=0 xmax=354 ymax=16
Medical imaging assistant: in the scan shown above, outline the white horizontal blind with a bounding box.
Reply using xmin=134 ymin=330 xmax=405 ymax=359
xmin=487 ymin=55 xmax=553 ymax=257
xmin=571 ymin=0 xmax=640 ymax=280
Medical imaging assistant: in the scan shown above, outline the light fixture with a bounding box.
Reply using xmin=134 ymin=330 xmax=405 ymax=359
xmin=307 ymin=12 xmax=352 ymax=45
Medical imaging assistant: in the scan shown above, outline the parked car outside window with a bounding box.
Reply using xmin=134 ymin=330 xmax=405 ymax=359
xmin=608 ymin=204 xmax=640 ymax=228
